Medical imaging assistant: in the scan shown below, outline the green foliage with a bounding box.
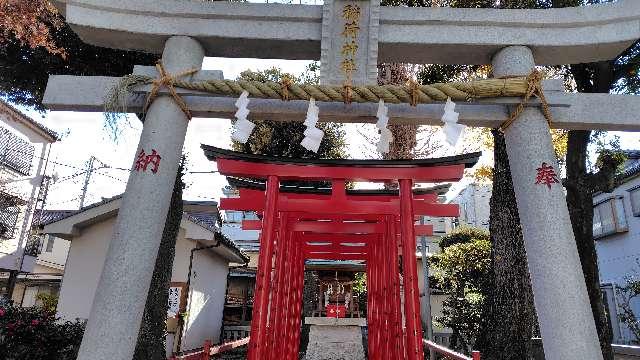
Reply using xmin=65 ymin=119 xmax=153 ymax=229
xmin=617 ymin=277 xmax=640 ymax=344
xmin=352 ymin=272 xmax=367 ymax=295
xmin=0 ymin=13 xmax=157 ymax=111
xmin=233 ymin=63 xmax=347 ymax=160
xmin=438 ymin=226 xmax=490 ymax=252
xmin=431 ymin=227 xmax=491 ymax=354
xmin=34 ymin=293 xmax=58 ymax=314
xmin=0 ymin=303 xmax=85 ymax=360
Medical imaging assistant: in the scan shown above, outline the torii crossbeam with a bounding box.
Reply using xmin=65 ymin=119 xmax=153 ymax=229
xmin=202 ymin=146 xmax=480 ymax=360
xmin=46 ymin=1 xmax=640 ymax=360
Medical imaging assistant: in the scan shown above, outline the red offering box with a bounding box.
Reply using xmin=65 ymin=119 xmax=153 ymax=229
xmin=326 ymin=304 xmax=347 ymax=318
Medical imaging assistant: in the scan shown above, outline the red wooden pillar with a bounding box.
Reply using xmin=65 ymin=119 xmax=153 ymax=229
xmin=267 ymin=217 xmax=289 ymax=358
xmin=369 ymin=237 xmax=378 ymax=360
xmin=286 ymin=235 xmax=303 ymax=360
xmin=291 ymin=244 xmax=306 ymax=357
xmin=248 ymin=175 xmax=279 ymax=360
xmin=365 ymin=256 xmax=373 ymax=358
xmin=389 ymin=216 xmax=404 ymax=360
xmin=399 ymin=179 xmax=425 ymax=360
xmin=280 ymin=227 xmax=295 ymax=359
xmin=372 ymin=235 xmax=382 ymax=360
xmin=381 ymin=231 xmax=392 ymax=358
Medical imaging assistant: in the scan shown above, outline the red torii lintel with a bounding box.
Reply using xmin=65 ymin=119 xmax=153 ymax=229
xmin=216 ymin=158 xmax=465 ymax=182
xmin=221 ymin=193 xmax=459 ymax=217
xmin=243 ymin=219 xmax=434 ymax=236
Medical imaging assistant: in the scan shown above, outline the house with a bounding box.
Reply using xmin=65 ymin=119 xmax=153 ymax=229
xmin=219 ymin=184 xmax=260 ymax=340
xmin=594 ymin=150 xmax=640 ymax=345
xmin=0 ymin=100 xmax=58 ymax=301
xmin=8 ymin=209 xmax=73 ymax=307
xmin=448 ymin=183 xmax=491 ymax=230
xmin=40 ymin=196 xmax=247 ymax=355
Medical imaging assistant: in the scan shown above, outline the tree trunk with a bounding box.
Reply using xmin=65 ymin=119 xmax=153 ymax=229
xmin=476 ymin=130 xmax=536 ymax=360
xmin=565 ymin=130 xmax=614 ymax=360
xmin=378 ymin=63 xmax=417 ymax=162
xmin=133 ymin=162 xmax=184 ymax=360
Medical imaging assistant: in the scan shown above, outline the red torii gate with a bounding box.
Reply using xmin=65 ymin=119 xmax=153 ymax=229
xmin=202 ymin=146 xmax=480 ymax=360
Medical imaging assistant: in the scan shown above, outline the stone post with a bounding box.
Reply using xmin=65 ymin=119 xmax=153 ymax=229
xmin=492 ymin=46 xmax=603 ymax=360
xmin=75 ymin=36 xmax=204 ymax=360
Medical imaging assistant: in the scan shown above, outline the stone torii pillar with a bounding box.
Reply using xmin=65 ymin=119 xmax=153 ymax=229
xmin=493 ymin=46 xmax=603 ymax=360
xmin=75 ymin=36 xmax=204 ymax=360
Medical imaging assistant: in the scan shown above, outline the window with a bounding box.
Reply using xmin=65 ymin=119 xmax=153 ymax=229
xmin=0 ymin=194 xmax=21 ymax=239
xmin=593 ymin=196 xmax=628 ymax=239
xmin=225 ymin=211 xmax=243 ymax=223
xmin=45 ymin=235 xmax=55 ymax=252
xmin=630 ymin=187 xmax=640 ymax=217
xmin=0 ymin=127 xmax=34 ymax=176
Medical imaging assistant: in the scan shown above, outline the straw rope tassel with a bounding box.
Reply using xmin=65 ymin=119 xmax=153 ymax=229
xmin=498 ymin=70 xmax=553 ymax=132
xmin=144 ymin=61 xmax=198 ymax=120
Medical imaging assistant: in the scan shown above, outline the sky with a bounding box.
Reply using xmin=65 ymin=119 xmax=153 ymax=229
xmin=19 ymin=58 xmax=365 ymax=210
xmin=17 ymin=57 xmax=640 ymax=211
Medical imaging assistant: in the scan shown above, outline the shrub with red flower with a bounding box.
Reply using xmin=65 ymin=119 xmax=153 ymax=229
xmin=0 ymin=303 xmax=85 ymax=360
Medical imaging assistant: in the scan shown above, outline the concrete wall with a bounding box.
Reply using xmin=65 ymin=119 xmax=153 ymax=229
xmin=181 ymin=249 xmax=229 ymax=350
xmin=595 ymin=174 xmax=640 ymax=344
xmin=56 ymin=217 xmax=114 ymax=320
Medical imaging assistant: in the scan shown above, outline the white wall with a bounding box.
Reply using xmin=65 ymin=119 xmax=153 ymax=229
xmin=416 ymin=257 xmax=449 ymax=334
xmin=181 ymin=249 xmax=229 ymax=350
xmin=450 ymin=183 xmax=491 ymax=230
xmin=56 ymin=217 xmax=114 ymax=320
xmin=35 ymin=235 xmax=70 ymax=272
xmin=595 ymin=175 xmax=640 ymax=343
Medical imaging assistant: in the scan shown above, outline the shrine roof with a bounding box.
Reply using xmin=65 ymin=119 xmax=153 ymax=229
xmin=226 ymin=176 xmax=451 ymax=196
xmin=202 ymin=145 xmax=481 ymax=169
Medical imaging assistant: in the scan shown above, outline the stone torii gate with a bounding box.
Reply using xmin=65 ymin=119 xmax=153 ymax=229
xmin=45 ymin=1 xmax=640 ymax=360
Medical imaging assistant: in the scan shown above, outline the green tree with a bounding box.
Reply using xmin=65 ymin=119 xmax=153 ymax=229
xmin=432 ymin=226 xmax=491 ymax=354
xmin=234 ymin=64 xmax=346 ymax=160
xmin=0 ymin=5 xmax=156 ymax=111
xmin=617 ymin=276 xmax=640 ymax=344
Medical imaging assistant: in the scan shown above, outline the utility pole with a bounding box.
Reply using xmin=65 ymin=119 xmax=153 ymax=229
xmin=79 ymin=156 xmax=107 ymax=209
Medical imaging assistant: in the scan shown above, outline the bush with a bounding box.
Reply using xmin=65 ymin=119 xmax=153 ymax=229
xmin=438 ymin=226 xmax=489 ymax=251
xmin=431 ymin=226 xmax=492 ymax=354
xmin=0 ymin=303 xmax=85 ymax=360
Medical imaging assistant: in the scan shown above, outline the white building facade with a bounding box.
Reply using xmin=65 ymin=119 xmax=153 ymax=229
xmin=448 ymin=183 xmax=491 ymax=230
xmin=594 ymin=150 xmax=640 ymax=345
xmin=0 ymin=100 xmax=58 ymax=300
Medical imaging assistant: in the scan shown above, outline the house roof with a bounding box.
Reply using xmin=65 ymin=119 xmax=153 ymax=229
xmin=0 ymin=100 xmax=59 ymax=142
xmin=32 ymin=209 xmax=77 ymax=228
xmin=621 ymin=150 xmax=640 ymax=182
xmin=41 ymin=195 xmax=247 ymax=264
